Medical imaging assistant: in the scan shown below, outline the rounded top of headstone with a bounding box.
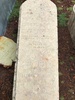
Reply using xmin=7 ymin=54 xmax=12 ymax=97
xmin=21 ymin=0 xmax=57 ymax=10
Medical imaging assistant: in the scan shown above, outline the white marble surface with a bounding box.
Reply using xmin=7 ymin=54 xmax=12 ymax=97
xmin=13 ymin=0 xmax=59 ymax=100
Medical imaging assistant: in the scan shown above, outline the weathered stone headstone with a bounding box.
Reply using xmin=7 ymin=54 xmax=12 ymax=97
xmin=68 ymin=5 xmax=75 ymax=48
xmin=13 ymin=0 xmax=59 ymax=100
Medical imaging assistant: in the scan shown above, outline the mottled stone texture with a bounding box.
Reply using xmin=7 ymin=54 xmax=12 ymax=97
xmin=13 ymin=0 xmax=59 ymax=100
xmin=68 ymin=5 xmax=75 ymax=48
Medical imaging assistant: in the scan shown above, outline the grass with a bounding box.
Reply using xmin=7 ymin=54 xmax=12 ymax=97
xmin=60 ymin=61 xmax=64 ymax=65
xmin=67 ymin=7 xmax=73 ymax=11
xmin=70 ymin=56 xmax=74 ymax=60
xmin=72 ymin=0 xmax=75 ymax=3
xmin=59 ymin=72 xmax=63 ymax=76
xmin=60 ymin=96 xmax=65 ymax=100
xmin=58 ymin=13 xmax=68 ymax=27
xmin=58 ymin=7 xmax=63 ymax=11
xmin=57 ymin=0 xmax=61 ymax=4
xmin=9 ymin=0 xmax=21 ymax=20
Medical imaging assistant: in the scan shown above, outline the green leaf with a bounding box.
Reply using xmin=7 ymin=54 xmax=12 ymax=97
xmin=9 ymin=0 xmax=21 ymax=20
xmin=58 ymin=13 xmax=68 ymax=27
xmin=60 ymin=96 xmax=65 ymax=100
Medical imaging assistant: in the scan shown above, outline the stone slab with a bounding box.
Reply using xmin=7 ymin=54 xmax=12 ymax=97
xmin=13 ymin=0 xmax=59 ymax=100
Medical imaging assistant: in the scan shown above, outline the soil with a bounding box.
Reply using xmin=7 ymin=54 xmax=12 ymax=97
xmin=0 ymin=0 xmax=75 ymax=100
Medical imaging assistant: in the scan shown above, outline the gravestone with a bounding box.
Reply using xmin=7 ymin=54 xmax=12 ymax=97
xmin=0 ymin=0 xmax=16 ymax=35
xmin=68 ymin=5 xmax=75 ymax=48
xmin=13 ymin=0 xmax=59 ymax=100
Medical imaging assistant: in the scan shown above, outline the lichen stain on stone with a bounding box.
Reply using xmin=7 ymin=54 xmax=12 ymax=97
xmin=42 ymin=57 xmax=49 ymax=61
xmin=0 ymin=37 xmax=2 ymax=40
xmin=0 ymin=46 xmax=4 ymax=50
